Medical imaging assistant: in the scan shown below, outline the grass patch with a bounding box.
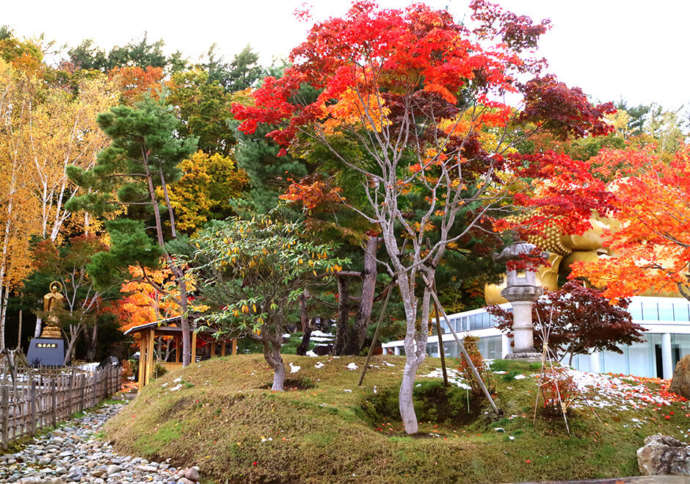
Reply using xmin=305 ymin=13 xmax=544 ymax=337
xmin=104 ymin=354 xmax=690 ymax=483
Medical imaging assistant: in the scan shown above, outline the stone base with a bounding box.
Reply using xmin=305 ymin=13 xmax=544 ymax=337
xmin=505 ymin=352 xmax=542 ymax=363
xmin=26 ymin=338 xmax=65 ymax=367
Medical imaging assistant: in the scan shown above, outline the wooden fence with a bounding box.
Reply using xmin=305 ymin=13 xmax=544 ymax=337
xmin=0 ymin=365 xmax=121 ymax=449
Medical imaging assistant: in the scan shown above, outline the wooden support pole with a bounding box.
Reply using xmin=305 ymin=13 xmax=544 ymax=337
xmin=191 ymin=331 xmax=197 ymax=363
xmin=432 ymin=295 xmax=449 ymax=387
xmin=221 ymin=341 xmax=227 ymax=356
xmin=358 ymin=286 xmax=392 ymax=386
xmin=175 ymin=336 xmax=181 ymax=363
xmin=146 ymin=328 xmax=155 ymax=385
xmin=137 ymin=334 xmax=147 ymax=390
xmin=211 ymin=341 xmax=216 ymax=358
xmin=231 ymin=338 xmax=237 ymax=356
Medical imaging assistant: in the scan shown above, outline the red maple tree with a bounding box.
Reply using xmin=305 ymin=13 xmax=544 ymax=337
xmin=232 ymin=0 xmax=615 ymax=433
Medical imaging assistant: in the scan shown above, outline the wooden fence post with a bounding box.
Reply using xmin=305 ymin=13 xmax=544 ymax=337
xmin=29 ymin=377 xmax=36 ymax=435
xmin=1 ymin=386 xmax=8 ymax=450
xmin=79 ymin=375 xmax=86 ymax=413
xmin=51 ymin=378 xmax=57 ymax=428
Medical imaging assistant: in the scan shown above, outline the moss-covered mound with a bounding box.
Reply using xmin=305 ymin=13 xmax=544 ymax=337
xmin=105 ymin=355 xmax=690 ymax=483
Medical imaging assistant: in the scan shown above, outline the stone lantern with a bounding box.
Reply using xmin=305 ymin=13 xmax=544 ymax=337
xmin=498 ymin=242 xmax=544 ymax=361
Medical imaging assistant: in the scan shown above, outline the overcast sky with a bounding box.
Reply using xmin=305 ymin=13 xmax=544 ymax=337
xmin=5 ymin=0 xmax=689 ymax=110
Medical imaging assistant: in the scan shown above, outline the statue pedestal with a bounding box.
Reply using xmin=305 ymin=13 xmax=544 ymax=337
xmin=505 ymin=351 xmax=542 ymax=362
xmin=26 ymin=338 xmax=65 ymax=367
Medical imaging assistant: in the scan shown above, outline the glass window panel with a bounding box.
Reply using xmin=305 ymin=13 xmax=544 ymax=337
xmin=672 ymin=334 xmax=690 ymax=359
xmin=628 ymin=339 xmax=652 ymax=378
xmin=642 ymin=301 xmax=659 ymax=321
xmin=602 ymin=348 xmax=628 ymax=374
xmin=658 ymin=301 xmax=674 ymax=321
xmin=673 ymin=302 xmax=690 ymax=322
xmin=627 ymin=301 xmax=643 ymax=320
xmin=571 ymin=353 xmax=590 ymax=372
xmin=443 ymin=341 xmax=458 ymax=357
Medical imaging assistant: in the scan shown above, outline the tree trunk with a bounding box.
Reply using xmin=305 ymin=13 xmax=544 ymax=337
xmin=177 ymin=275 xmax=192 ymax=366
xmin=352 ymin=235 xmax=378 ymax=353
xmin=263 ymin=334 xmax=285 ymax=391
xmin=86 ymin=322 xmax=98 ymax=361
xmin=399 ymin=358 xmax=421 ymax=434
xmin=397 ymin=274 xmax=431 ymax=434
xmin=334 ymin=275 xmax=350 ymax=355
xmin=142 ymin=155 xmax=192 ymax=367
xmin=63 ymin=325 xmax=82 ymax=365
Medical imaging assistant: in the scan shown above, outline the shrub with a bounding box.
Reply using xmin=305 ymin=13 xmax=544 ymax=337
xmin=458 ymin=336 xmax=495 ymax=397
xmin=537 ymin=366 xmax=579 ymax=416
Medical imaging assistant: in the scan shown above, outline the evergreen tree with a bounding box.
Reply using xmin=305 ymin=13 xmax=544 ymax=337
xmin=66 ymin=97 xmax=197 ymax=365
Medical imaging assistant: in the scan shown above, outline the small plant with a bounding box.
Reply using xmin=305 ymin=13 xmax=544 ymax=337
xmin=458 ymin=336 xmax=495 ymax=397
xmin=153 ymin=363 xmax=168 ymax=379
xmin=537 ymin=366 xmax=578 ymax=417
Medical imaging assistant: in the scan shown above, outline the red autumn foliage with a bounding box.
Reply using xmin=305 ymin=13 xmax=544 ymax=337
xmin=518 ymin=75 xmax=616 ymax=139
xmin=279 ymin=176 xmax=342 ymax=211
xmin=571 ymin=146 xmax=690 ymax=301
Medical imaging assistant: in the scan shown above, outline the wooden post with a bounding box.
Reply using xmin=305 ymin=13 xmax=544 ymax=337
xmin=29 ymin=377 xmax=36 ymax=435
xmin=211 ymin=341 xmax=216 ymax=358
xmin=79 ymin=375 xmax=86 ymax=412
xmin=146 ymin=328 xmax=155 ymax=385
xmin=221 ymin=341 xmax=227 ymax=357
xmin=175 ymin=336 xmax=181 ymax=363
xmin=231 ymin=338 xmax=238 ymax=356
xmin=137 ymin=333 xmax=147 ymax=390
xmin=358 ymin=286 xmax=392 ymax=386
xmin=1 ymin=386 xmax=8 ymax=450
xmin=432 ymin=295 xmax=449 ymax=387
xmin=191 ymin=331 xmax=197 ymax=363
xmin=51 ymin=378 xmax=57 ymax=428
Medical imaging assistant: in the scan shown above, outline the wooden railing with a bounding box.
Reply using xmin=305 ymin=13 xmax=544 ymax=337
xmin=0 ymin=365 xmax=121 ymax=449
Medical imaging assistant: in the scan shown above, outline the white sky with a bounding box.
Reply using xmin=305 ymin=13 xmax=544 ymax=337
xmin=5 ymin=0 xmax=689 ymax=110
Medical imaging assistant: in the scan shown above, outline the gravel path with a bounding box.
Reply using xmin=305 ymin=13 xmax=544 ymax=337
xmin=0 ymin=403 xmax=200 ymax=484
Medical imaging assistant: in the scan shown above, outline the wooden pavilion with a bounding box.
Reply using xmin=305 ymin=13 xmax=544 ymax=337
xmin=123 ymin=316 xmax=237 ymax=389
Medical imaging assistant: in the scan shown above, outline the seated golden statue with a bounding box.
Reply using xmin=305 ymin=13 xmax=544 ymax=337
xmin=485 ymin=216 xmax=615 ymax=304
xmin=41 ymin=281 xmax=64 ymax=339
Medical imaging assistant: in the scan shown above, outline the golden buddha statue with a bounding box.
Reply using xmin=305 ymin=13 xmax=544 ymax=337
xmin=41 ymin=281 xmax=64 ymax=339
xmin=485 ymin=215 xmax=625 ymax=305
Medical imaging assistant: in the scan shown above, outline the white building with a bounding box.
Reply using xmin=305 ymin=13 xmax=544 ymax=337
xmin=381 ymin=296 xmax=690 ymax=379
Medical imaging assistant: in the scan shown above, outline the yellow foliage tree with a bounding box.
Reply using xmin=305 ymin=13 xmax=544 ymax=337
xmin=162 ymin=150 xmax=248 ymax=233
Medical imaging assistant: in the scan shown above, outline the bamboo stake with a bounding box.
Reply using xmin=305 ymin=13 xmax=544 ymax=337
xmin=358 ymin=286 xmax=392 ymax=386
xmin=431 ymin=292 xmax=449 ymax=387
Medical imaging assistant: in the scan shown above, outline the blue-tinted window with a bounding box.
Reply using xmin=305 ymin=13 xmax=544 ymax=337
xmin=641 ymin=301 xmax=658 ymax=321
xmin=673 ymin=302 xmax=690 ymax=321
xmin=627 ymin=301 xmax=643 ymax=320
xmin=658 ymin=302 xmax=674 ymax=321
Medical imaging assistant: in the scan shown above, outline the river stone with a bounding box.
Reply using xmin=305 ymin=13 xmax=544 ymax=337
xmin=183 ymin=466 xmax=200 ymax=481
xmin=637 ymin=434 xmax=690 ymax=475
xmin=670 ymin=354 xmax=690 ymax=398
